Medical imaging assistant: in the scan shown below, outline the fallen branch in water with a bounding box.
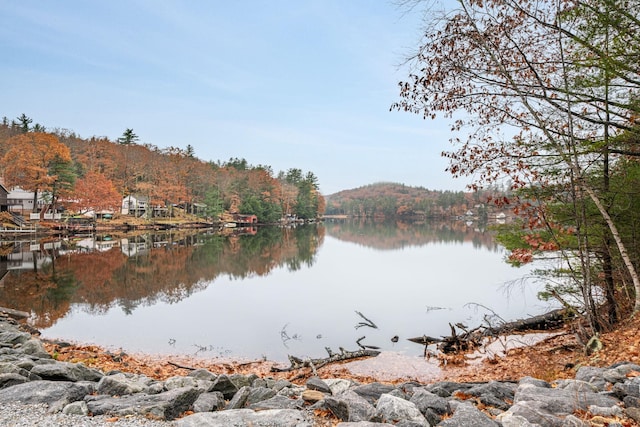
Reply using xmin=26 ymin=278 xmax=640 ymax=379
xmin=167 ymin=361 xmax=196 ymax=370
xmin=354 ymin=311 xmax=378 ymax=329
xmin=271 ymin=347 xmax=380 ymax=373
xmin=481 ymin=308 xmax=572 ymax=336
xmin=408 ymin=308 xmax=574 ymax=355
xmin=356 ymin=336 xmax=381 ymax=350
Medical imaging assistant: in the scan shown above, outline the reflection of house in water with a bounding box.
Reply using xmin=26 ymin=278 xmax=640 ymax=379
xmin=0 ymin=255 xmax=7 ymax=286
xmin=4 ymin=243 xmax=53 ymax=271
xmin=121 ymin=237 xmax=150 ymax=257
xmin=223 ymin=226 xmax=258 ymax=237
xmin=73 ymin=236 xmax=121 ymax=252
xmin=0 ymin=240 xmax=65 ymax=273
xmin=230 ymin=214 xmax=258 ymax=225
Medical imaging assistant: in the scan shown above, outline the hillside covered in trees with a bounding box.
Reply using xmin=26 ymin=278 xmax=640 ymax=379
xmin=325 ymin=182 xmax=505 ymax=219
xmin=0 ymin=115 xmax=324 ymax=223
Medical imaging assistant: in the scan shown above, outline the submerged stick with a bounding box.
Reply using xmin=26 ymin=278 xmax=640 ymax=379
xmin=354 ymin=311 xmax=378 ymax=329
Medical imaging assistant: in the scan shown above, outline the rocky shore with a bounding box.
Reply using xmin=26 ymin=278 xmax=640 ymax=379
xmin=1 ymin=315 xmax=640 ymax=426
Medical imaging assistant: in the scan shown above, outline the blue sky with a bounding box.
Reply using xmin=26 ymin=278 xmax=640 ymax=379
xmin=0 ymin=0 xmax=467 ymax=195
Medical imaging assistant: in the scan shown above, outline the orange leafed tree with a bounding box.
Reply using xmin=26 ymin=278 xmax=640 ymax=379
xmin=3 ymin=133 xmax=72 ymax=211
xmin=72 ymin=171 xmax=122 ymax=213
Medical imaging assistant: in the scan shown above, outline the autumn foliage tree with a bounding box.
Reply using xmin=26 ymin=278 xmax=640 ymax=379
xmin=3 ymin=132 xmax=73 ymax=212
xmin=73 ymin=171 xmax=122 ymax=213
xmin=394 ymin=0 xmax=640 ymax=328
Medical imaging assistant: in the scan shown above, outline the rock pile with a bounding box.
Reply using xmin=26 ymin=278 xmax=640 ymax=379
xmin=1 ymin=315 xmax=640 ymax=426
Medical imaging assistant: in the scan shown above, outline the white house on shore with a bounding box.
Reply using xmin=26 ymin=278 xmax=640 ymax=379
xmin=121 ymin=194 xmax=149 ymax=216
xmin=6 ymin=187 xmax=45 ymax=214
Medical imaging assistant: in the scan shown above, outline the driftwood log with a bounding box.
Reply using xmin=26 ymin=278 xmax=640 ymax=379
xmin=408 ymin=308 xmax=573 ymax=355
xmin=271 ymin=347 xmax=380 ymax=373
xmin=481 ymin=308 xmax=571 ymax=336
xmin=408 ymin=323 xmax=481 ymax=356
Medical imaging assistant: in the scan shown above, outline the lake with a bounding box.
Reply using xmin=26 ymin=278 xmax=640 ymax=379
xmin=0 ymin=220 xmax=553 ymax=363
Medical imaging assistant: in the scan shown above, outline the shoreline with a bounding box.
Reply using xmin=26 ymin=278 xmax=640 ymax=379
xmin=3 ymin=314 xmax=640 ymax=425
xmin=41 ymin=329 xmax=571 ymax=386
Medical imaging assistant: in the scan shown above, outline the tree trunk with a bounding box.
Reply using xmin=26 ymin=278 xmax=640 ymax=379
xmin=583 ymin=185 xmax=640 ymax=314
xmin=32 ymin=188 xmax=38 ymax=213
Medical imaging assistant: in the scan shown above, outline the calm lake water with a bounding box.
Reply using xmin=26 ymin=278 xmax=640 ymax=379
xmin=0 ymin=220 xmax=553 ymax=363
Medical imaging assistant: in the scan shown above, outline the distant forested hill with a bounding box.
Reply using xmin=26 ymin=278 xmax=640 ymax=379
xmin=324 ymin=182 xmax=502 ymax=219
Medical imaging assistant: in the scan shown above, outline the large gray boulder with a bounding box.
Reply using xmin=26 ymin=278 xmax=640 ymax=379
xmin=17 ymin=338 xmax=51 ymax=358
xmin=438 ymin=402 xmax=500 ymax=427
xmin=226 ymin=385 xmax=252 ymax=409
xmin=229 ymin=373 xmax=257 ymax=389
xmin=85 ymin=385 xmax=202 ymax=420
xmin=30 ymin=361 xmax=103 ymax=382
xmin=307 ymin=376 xmax=332 ymax=394
xmin=576 ymin=363 xmax=640 ymax=390
xmin=502 ymin=399 xmax=601 ymax=427
xmin=96 ymin=372 xmax=162 ymax=395
xmin=209 ymin=374 xmax=238 ymax=399
xmin=0 ymin=361 xmax=31 ymax=377
xmin=193 ymin=391 xmax=225 ymax=412
xmin=164 ymin=374 xmax=213 ymax=391
xmin=246 ymin=386 xmax=277 ymax=406
xmin=0 ymin=380 xmax=95 ymax=412
xmin=425 ymin=381 xmax=473 ymax=397
xmin=514 ymin=382 xmax=620 ymax=414
xmin=468 ymin=380 xmax=518 ymax=398
xmin=374 ymin=393 xmax=428 ymax=426
xmin=10 ymin=358 xmax=38 ymax=372
xmin=324 ymin=390 xmax=376 ymax=422
xmin=187 ymin=368 xmax=217 ymax=382
xmin=498 ymin=401 xmax=564 ymax=427
xmin=496 ymin=412 xmax=543 ymax=427
xmin=0 ymin=330 xmax=31 ymax=345
xmin=0 ymin=372 xmax=28 ymax=389
xmin=247 ymin=394 xmax=304 ymax=410
xmin=62 ymin=400 xmax=90 ymax=416
xmin=325 ymin=378 xmax=353 ymax=395
xmin=614 ymin=377 xmax=640 ymax=398
xmin=352 ymin=382 xmax=396 ymax=404
xmin=409 ymin=388 xmax=450 ymax=416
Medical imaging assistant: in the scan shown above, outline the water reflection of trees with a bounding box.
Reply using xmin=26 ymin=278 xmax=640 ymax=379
xmin=323 ymin=219 xmax=500 ymax=251
xmin=0 ymin=221 xmax=495 ymax=329
xmin=0 ymin=225 xmax=324 ymax=328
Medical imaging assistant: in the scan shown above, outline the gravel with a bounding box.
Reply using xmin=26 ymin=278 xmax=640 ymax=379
xmin=0 ymin=403 xmax=177 ymax=427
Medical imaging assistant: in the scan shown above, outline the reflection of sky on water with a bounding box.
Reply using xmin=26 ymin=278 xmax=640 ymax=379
xmin=43 ymin=234 xmax=553 ymax=362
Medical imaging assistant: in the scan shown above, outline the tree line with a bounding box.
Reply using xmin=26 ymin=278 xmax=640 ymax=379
xmin=394 ymin=0 xmax=640 ymax=335
xmin=324 ymin=182 xmax=506 ymax=219
xmin=0 ymin=116 xmax=325 ymax=223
